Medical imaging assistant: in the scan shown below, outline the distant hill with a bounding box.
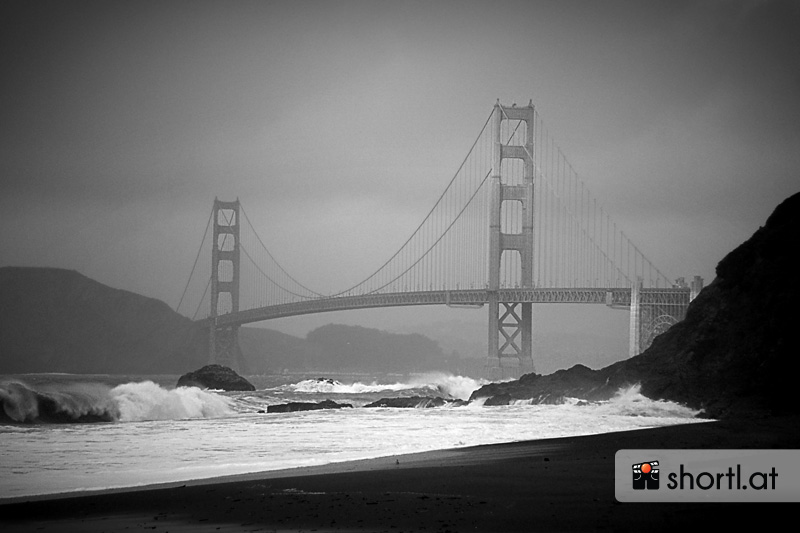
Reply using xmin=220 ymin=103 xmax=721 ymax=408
xmin=306 ymin=324 xmax=446 ymax=373
xmin=238 ymin=326 xmax=317 ymax=373
xmin=0 ymin=267 xmax=455 ymax=375
xmin=0 ymin=267 xmax=207 ymax=374
xmin=239 ymin=324 xmax=452 ymax=374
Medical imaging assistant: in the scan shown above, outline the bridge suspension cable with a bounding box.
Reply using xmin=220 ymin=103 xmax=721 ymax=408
xmin=239 ymin=204 xmax=325 ymax=299
xmin=234 ymin=207 xmax=326 ymax=312
xmin=327 ymin=109 xmax=496 ymax=297
xmin=175 ymin=207 xmax=212 ymax=314
xmin=179 ymin=101 xmax=681 ymax=321
xmin=363 ymin=167 xmax=493 ymax=295
xmin=192 ymin=276 xmax=211 ymax=320
xmin=500 ymin=105 xmax=675 ymax=290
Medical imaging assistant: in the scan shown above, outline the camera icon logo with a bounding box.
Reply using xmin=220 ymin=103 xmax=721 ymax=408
xmin=632 ymin=460 xmax=659 ymax=490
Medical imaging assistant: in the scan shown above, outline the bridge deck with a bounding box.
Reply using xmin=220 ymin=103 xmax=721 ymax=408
xmin=205 ymin=287 xmax=691 ymax=327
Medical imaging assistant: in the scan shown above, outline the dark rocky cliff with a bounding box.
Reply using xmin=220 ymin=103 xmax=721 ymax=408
xmin=471 ymin=192 xmax=800 ymax=418
xmin=0 ymin=267 xmax=207 ymax=374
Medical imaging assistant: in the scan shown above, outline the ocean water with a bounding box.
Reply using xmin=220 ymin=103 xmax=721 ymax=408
xmin=0 ymin=372 xmax=707 ymax=500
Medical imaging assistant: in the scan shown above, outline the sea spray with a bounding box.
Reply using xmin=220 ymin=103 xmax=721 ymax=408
xmin=507 ymin=384 xmax=702 ymax=418
xmin=408 ymin=372 xmax=487 ymax=400
xmin=288 ymin=373 xmax=487 ymax=401
xmin=589 ymin=383 xmax=702 ymax=418
xmin=112 ymin=381 xmax=234 ymax=422
xmin=1 ymin=374 xmax=711 ymax=499
xmin=289 ymin=378 xmax=410 ymax=394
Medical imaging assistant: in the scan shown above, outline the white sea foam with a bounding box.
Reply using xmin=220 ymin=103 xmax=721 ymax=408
xmin=112 ymin=381 xmax=235 ymax=422
xmin=289 ymin=373 xmax=486 ymax=400
xmin=290 ymin=378 xmax=410 ymax=394
xmin=507 ymin=384 xmax=700 ymax=418
xmin=589 ymin=383 xmax=702 ymax=418
xmin=407 ymin=372 xmax=487 ymax=400
xmin=0 ymin=379 xmax=235 ymax=424
xmin=1 ymin=376 xmax=709 ymax=500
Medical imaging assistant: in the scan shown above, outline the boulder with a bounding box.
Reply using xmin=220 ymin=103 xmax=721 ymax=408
xmin=364 ymin=396 xmax=468 ymax=408
xmin=473 ymin=364 xmax=607 ymax=406
xmin=266 ymin=399 xmax=352 ymax=413
xmin=176 ymin=364 xmax=255 ymax=391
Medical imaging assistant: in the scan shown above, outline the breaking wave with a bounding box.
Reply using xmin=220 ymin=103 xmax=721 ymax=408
xmin=0 ymin=379 xmax=234 ymax=424
xmin=590 ymin=383 xmax=702 ymax=418
xmin=289 ymin=373 xmax=487 ymax=401
xmin=112 ymin=381 xmax=234 ymax=422
xmin=506 ymin=384 xmax=701 ymax=418
xmin=290 ymin=378 xmax=409 ymax=394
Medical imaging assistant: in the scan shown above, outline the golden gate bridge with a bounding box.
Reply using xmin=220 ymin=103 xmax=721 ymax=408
xmin=176 ymin=101 xmax=702 ymax=379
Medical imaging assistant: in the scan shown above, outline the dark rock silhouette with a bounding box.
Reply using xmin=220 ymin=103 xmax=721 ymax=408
xmin=471 ymin=192 xmax=800 ymax=419
xmin=364 ymin=396 xmax=468 ymax=408
xmin=0 ymin=268 xmax=450 ymax=376
xmin=0 ymin=267 xmax=207 ymax=374
xmin=177 ymin=364 xmax=255 ymax=391
xmin=266 ymin=399 xmax=353 ymax=413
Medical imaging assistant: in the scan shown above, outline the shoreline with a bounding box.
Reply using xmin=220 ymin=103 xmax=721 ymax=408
xmin=0 ymin=444 xmax=482 ymax=505
xmin=0 ymin=411 xmax=710 ymax=504
xmin=2 ymin=416 xmax=798 ymax=532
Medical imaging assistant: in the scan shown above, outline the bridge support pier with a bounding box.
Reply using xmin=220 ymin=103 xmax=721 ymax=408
xmin=628 ymin=278 xmax=642 ymax=358
xmin=209 ymin=198 xmax=242 ymax=372
xmin=485 ymin=101 xmax=536 ymax=380
xmin=209 ymin=322 xmax=243 ymax=370
xmin=486 ymin=299 xmax=534 ymax=381
xmin=628 ymin=276 xmax=703 ymax=357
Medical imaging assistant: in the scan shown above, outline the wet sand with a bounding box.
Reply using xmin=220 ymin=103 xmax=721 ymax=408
xmin=2 ymin=416 xmax=797 ymax=532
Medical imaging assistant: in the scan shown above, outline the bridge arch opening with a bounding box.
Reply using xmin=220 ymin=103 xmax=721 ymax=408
xmin=501 ymin=200 xmax=523 ymax=234
xmin=216 ymin=260 xmax=234 ymax=282
xmin=500 ymin=249 xmax=522 ymax=288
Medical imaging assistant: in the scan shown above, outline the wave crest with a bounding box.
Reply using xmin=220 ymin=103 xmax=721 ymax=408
xmin=0 ymin=379 xmax=234 ymax=424
xmin=289 ymin=378 xmax=409 ymax=394
xmin=0 ymin=380 xmax=118 ymax=423
xmin=595 ymin=383 xmax=702 ymax=418
xmin=288 ymin=373 xmax=486 ymax=401
xmin=113 ymin=381 xmax=234 ymax=421
xmin=409 ymin=373 xmax=487 ymax=401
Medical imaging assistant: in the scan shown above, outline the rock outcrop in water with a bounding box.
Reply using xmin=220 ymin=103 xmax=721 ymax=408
xmin=177 ymin=364 xmax=255 ymax=391
xmin=364 ymin=396 xmax=468 ymax=408
xmin=471 ymin=192 xmax=800 ymax=419
xmin=266 ymin=399 xmax=353 ymax=413
xmin=477 ymin=364 xmax=606 ymax=406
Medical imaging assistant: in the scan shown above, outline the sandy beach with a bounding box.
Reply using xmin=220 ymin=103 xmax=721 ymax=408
xmin=2 ymin=416 xmax=797 ymax=532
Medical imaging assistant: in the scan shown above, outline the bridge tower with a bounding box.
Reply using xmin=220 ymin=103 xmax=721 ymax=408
xmin=209 ymin=198 xmax=243 ymax=370
xmin=485 ymin=101 xmax=536 ymax=380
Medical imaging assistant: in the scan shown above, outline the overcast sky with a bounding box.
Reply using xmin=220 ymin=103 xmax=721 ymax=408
xmin=1 ymin=0 xmax=798 ymax=337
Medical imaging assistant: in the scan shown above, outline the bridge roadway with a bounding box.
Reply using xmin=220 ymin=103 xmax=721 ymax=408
xmin=205 ymin=287 xmax=691 ymax=327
